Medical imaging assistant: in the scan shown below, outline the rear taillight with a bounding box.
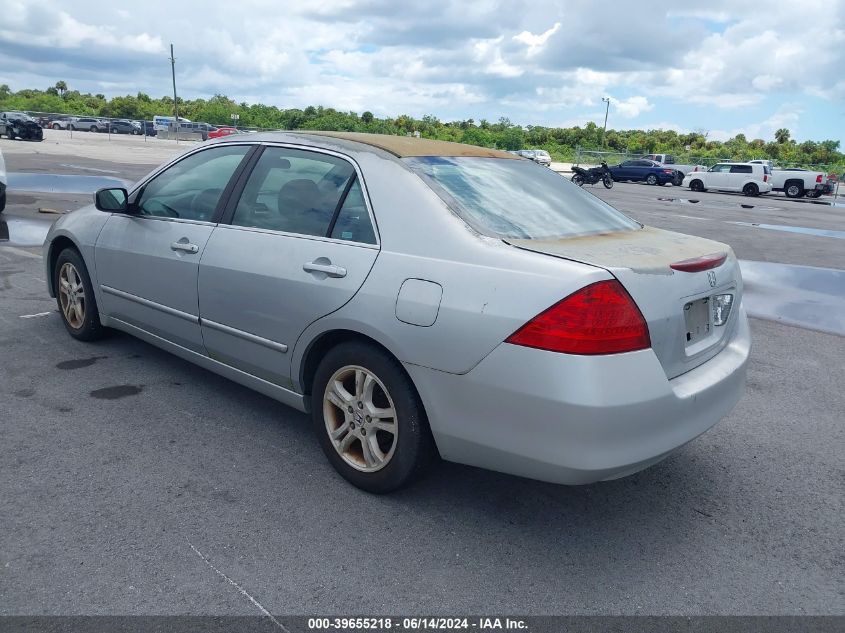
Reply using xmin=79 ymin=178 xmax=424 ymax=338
xmin=663 ymin=169 xmax=674 ymax=174
xmin=763 ymin=175 xmax=768 ymax=182
xmin=816 ymin=174 xmax=823 ymax=183
xmin=506 ymin=280 xmax=651 ymax=355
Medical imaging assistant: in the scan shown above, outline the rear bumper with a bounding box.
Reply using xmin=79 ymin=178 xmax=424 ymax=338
xmin=406 ymin=306 xmax=750 ymax=485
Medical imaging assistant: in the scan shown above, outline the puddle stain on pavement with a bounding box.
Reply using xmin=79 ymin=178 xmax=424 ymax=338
xmin=90 ymin=385 xmax=144 ymax=400
xmin=730 ymin=222 xmax=845 ymax=240
xmin=739 ymin=260 xmax=845 ymax=337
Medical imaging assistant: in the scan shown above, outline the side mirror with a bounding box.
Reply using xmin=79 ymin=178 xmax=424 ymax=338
xmin=94 ymin=187 xmax=129 ymax=212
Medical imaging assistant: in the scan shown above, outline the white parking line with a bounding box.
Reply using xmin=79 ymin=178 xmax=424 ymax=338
xmin=20 ymin=312 xmax=53 ymax=319
xmin=187 ymin=539 xmax=288 ymax=631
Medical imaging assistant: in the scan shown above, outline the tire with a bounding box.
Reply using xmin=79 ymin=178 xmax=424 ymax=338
xmin=89 ymin=126 xmax=98 ymax=132
xmin=658 ymin=182 xmax=666 ymax=186
xmin=673 ymin=173 xmax=684 ymax=186
xmin=602 ymin=174 xmax=613 ymax=189
xmin=646 ymin=174 xmax=658 ymax=186
xmin=785 ymin=181 xmax=804 ymax=198
xmin=53 ymin=248 xmax=105 ymax=342
xmin=690 ymin=179 xmax=704 ymax=192
xmin=571 ymin=174 xmax=585 ymax=187
xmin=806 ymin=190 xmax=822 ymax=199
xmin=743 ymin=183 xmax=759 ymax=197
xmin=310 ymin=341 xmax=435 ymax=493
xmin=52 ymin=123 xmax=60 ymax=130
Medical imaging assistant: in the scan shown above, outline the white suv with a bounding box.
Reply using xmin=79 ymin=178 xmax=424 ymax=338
xmin=683 ymin=162 xmax=772 ymax=196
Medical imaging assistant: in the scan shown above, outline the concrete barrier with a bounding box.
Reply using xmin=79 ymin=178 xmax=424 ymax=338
xmin=156 ymin=130 xmax=204 ymax=142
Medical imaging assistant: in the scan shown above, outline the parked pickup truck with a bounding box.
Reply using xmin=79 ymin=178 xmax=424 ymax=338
xmin=748 ymin=160 xmax=831 ymax=198
xmin=642 ymin=153 xmax=707 ymax=186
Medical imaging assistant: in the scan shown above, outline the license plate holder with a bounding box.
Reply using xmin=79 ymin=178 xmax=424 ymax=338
xmin=684 ymin=297 xmax=711 ymax=347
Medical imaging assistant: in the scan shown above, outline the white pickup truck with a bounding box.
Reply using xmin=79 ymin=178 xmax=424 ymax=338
xmin=642 ymin=154 xmax=707 ymax=186
xmin=748 ymin=160 xmax=830 ymax=198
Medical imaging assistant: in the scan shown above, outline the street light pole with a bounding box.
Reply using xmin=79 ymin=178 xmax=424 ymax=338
xmin=170 ymin=43 xmax=179 ymax=143
xmin=601 ymin=97 xmax=611 ymax=148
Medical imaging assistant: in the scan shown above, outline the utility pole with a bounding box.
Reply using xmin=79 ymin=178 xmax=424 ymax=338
xmin=601 ymin=97 xmax=611 ymax=148
xmin=170 ymin=44 xmax=179 ymax=142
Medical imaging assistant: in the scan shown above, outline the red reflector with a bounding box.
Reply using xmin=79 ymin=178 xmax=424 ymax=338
xmin=669 ymin=252 xmax=727 ymax=272
xmin=763 ymin=175 xmax=768 ymax=182
xmin=505 ymin=280 xmax=651 ymax=355
xmin=816 ymin=174 xmax=823 ymax=183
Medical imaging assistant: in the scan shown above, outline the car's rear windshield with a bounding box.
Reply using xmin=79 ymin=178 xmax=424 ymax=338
xmin=404 ymin=156 xmax=639 ymax=239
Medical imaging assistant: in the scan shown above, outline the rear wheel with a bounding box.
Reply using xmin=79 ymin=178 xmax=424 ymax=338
xmin=806 ymin=190 xmax=822 ymax=199
xmin=602 ymin=174 xmax=613 ymax=189
xmin=646 ymin=174 xmax=658 ymax=186
xmin=690 ymin=179 xmax=704 ymax=192
xmin=571 ymin=173 xmax=585 ymax=187
xmin=52 ymin=123 xmax=60 ymax=130
xmin=89 ymin=126 xmax=98 ymax=132
xmin=785 ymin=181 xmax=804 ymax=198
xmin=311 ymin=341 xmax=435 ymax=493
xmin=743 ymin=183 xmax=759 ymax=197
xmin=54 ymin=248 xmax=105 ymax=342
xmin=673 ymin=173 xmax=684 ymax=186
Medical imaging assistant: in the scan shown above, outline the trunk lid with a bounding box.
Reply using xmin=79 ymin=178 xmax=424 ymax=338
xmin=508 ymin=226 xmax=743 ymax=379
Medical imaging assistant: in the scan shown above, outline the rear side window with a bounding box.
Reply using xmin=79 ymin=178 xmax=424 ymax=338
xmin=405 ymin=156 xmax=639 ymax=240
xmin=231 ymin=146 xmax=374 ymax=241
xmin=730 ymin=165 xmax=753 ymax=174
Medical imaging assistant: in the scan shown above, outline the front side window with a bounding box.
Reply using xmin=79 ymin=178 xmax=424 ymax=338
xmin=231 ymin=147 xmax=368 ymax=239
xmin=405 ymin=156 xmax=639 ymax=240
xmin=710 ymin=164 xmax=731 ymax=172
xmin=134 ymin=145 xmax=250 ymax=221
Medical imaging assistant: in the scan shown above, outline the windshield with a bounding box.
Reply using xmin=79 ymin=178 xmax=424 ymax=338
xmin=405 ymin=156 xmax=640 ymax=240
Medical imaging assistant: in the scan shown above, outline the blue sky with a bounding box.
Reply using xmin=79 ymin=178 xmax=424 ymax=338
xmin=0 ymin=0 xmax=843 ymax=145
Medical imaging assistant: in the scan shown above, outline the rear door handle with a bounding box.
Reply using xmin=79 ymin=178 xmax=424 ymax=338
xmin=303 ymin=261 xmax=347 ymax=278
xmin=171 ymin=241 xmax=199 ymax=254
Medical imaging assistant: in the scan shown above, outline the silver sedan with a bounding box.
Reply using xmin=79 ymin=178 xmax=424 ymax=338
xmin=43 ymin=132 xmax=750 ymax=493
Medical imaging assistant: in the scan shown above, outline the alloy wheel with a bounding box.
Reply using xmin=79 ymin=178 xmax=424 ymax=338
xmin=323 ymin=365 xmax=398 ymax=472
xmin=58 ymin=262 xmax=86 ymax=329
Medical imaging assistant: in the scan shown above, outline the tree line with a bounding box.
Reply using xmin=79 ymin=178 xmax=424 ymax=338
xmin=1 ymin=82 xmax=841 ymax=169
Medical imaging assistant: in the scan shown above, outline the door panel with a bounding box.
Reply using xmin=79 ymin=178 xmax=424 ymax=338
xmin=96 ymin=216 xmax=214 ymax=352
xmin=197 ymin=144 xmax=380 ymax=387
xmin=198 ymin=228 xmax=378 ymax=386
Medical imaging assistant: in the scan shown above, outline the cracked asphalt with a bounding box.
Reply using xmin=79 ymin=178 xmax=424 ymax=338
xmin=0 ymin=141 xmax=843 ymax=616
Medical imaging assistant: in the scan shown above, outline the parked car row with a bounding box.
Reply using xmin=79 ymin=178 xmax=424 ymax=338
xmin=510 ymin=149 xmax=552 ymax=166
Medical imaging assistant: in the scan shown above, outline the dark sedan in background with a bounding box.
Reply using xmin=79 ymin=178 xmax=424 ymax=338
xmin=610 ymin=159 xmax=678 ymax=185
xmin=109 ymin=120 xmax=141 ymax=134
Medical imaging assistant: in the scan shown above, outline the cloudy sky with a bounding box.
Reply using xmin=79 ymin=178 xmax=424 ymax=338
xmin=1 ymin=0 xmax=843 ymax=143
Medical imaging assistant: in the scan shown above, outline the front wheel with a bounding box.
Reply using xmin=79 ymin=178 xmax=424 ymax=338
xmin=602 ymin=174 xmax=614 ymax=189
xmin=311 ymin=341 xmax=435 ymax=493
xmin=52 ymin=123 xmax=60 ymax=130
xmin=54 ymin=248 xmax=105 ymax=342
xmin=571 ymin=173 xmax=585 ymax=187
xmin=743 ymin=183 xmax=759 ymax=197
xmin=690 ymin=179 xmax=704 ymax=192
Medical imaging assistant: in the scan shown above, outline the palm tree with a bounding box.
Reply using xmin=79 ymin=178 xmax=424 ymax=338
xmin=55 ymin=81 xmax=68 ymax=97
xmin=774 ymin=128 xmax=791 ymax=144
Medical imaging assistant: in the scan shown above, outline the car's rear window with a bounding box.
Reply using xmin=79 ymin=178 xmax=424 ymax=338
xmin=405 ymin=156 xmax=639 ymax=239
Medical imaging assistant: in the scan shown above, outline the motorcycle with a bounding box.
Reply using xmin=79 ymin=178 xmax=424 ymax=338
xmin=571 ymin=161 xmax=613 ymax=189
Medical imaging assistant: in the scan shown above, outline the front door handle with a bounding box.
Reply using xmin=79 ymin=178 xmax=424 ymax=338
xmin=303 ymin=261 xmax=347 ymax=278
xmin=171 ymin=241 xmax=199 ymax=254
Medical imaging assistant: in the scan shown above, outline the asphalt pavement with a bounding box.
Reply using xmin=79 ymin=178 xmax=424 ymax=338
xmin=0 ymin=142 xmax=843 ymax=616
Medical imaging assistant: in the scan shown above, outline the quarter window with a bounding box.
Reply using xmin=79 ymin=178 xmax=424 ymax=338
xmin=329 ymin=180 xmax=376 ymax=244
xmin=134 ymin=145 xmax=250 ymax=221
xmin=231 ymin=147 xmax=368 ymax=239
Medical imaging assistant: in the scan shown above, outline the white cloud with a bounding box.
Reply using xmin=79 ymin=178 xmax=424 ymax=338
xmin=613 ymin=96 xmax=653 ymax=119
